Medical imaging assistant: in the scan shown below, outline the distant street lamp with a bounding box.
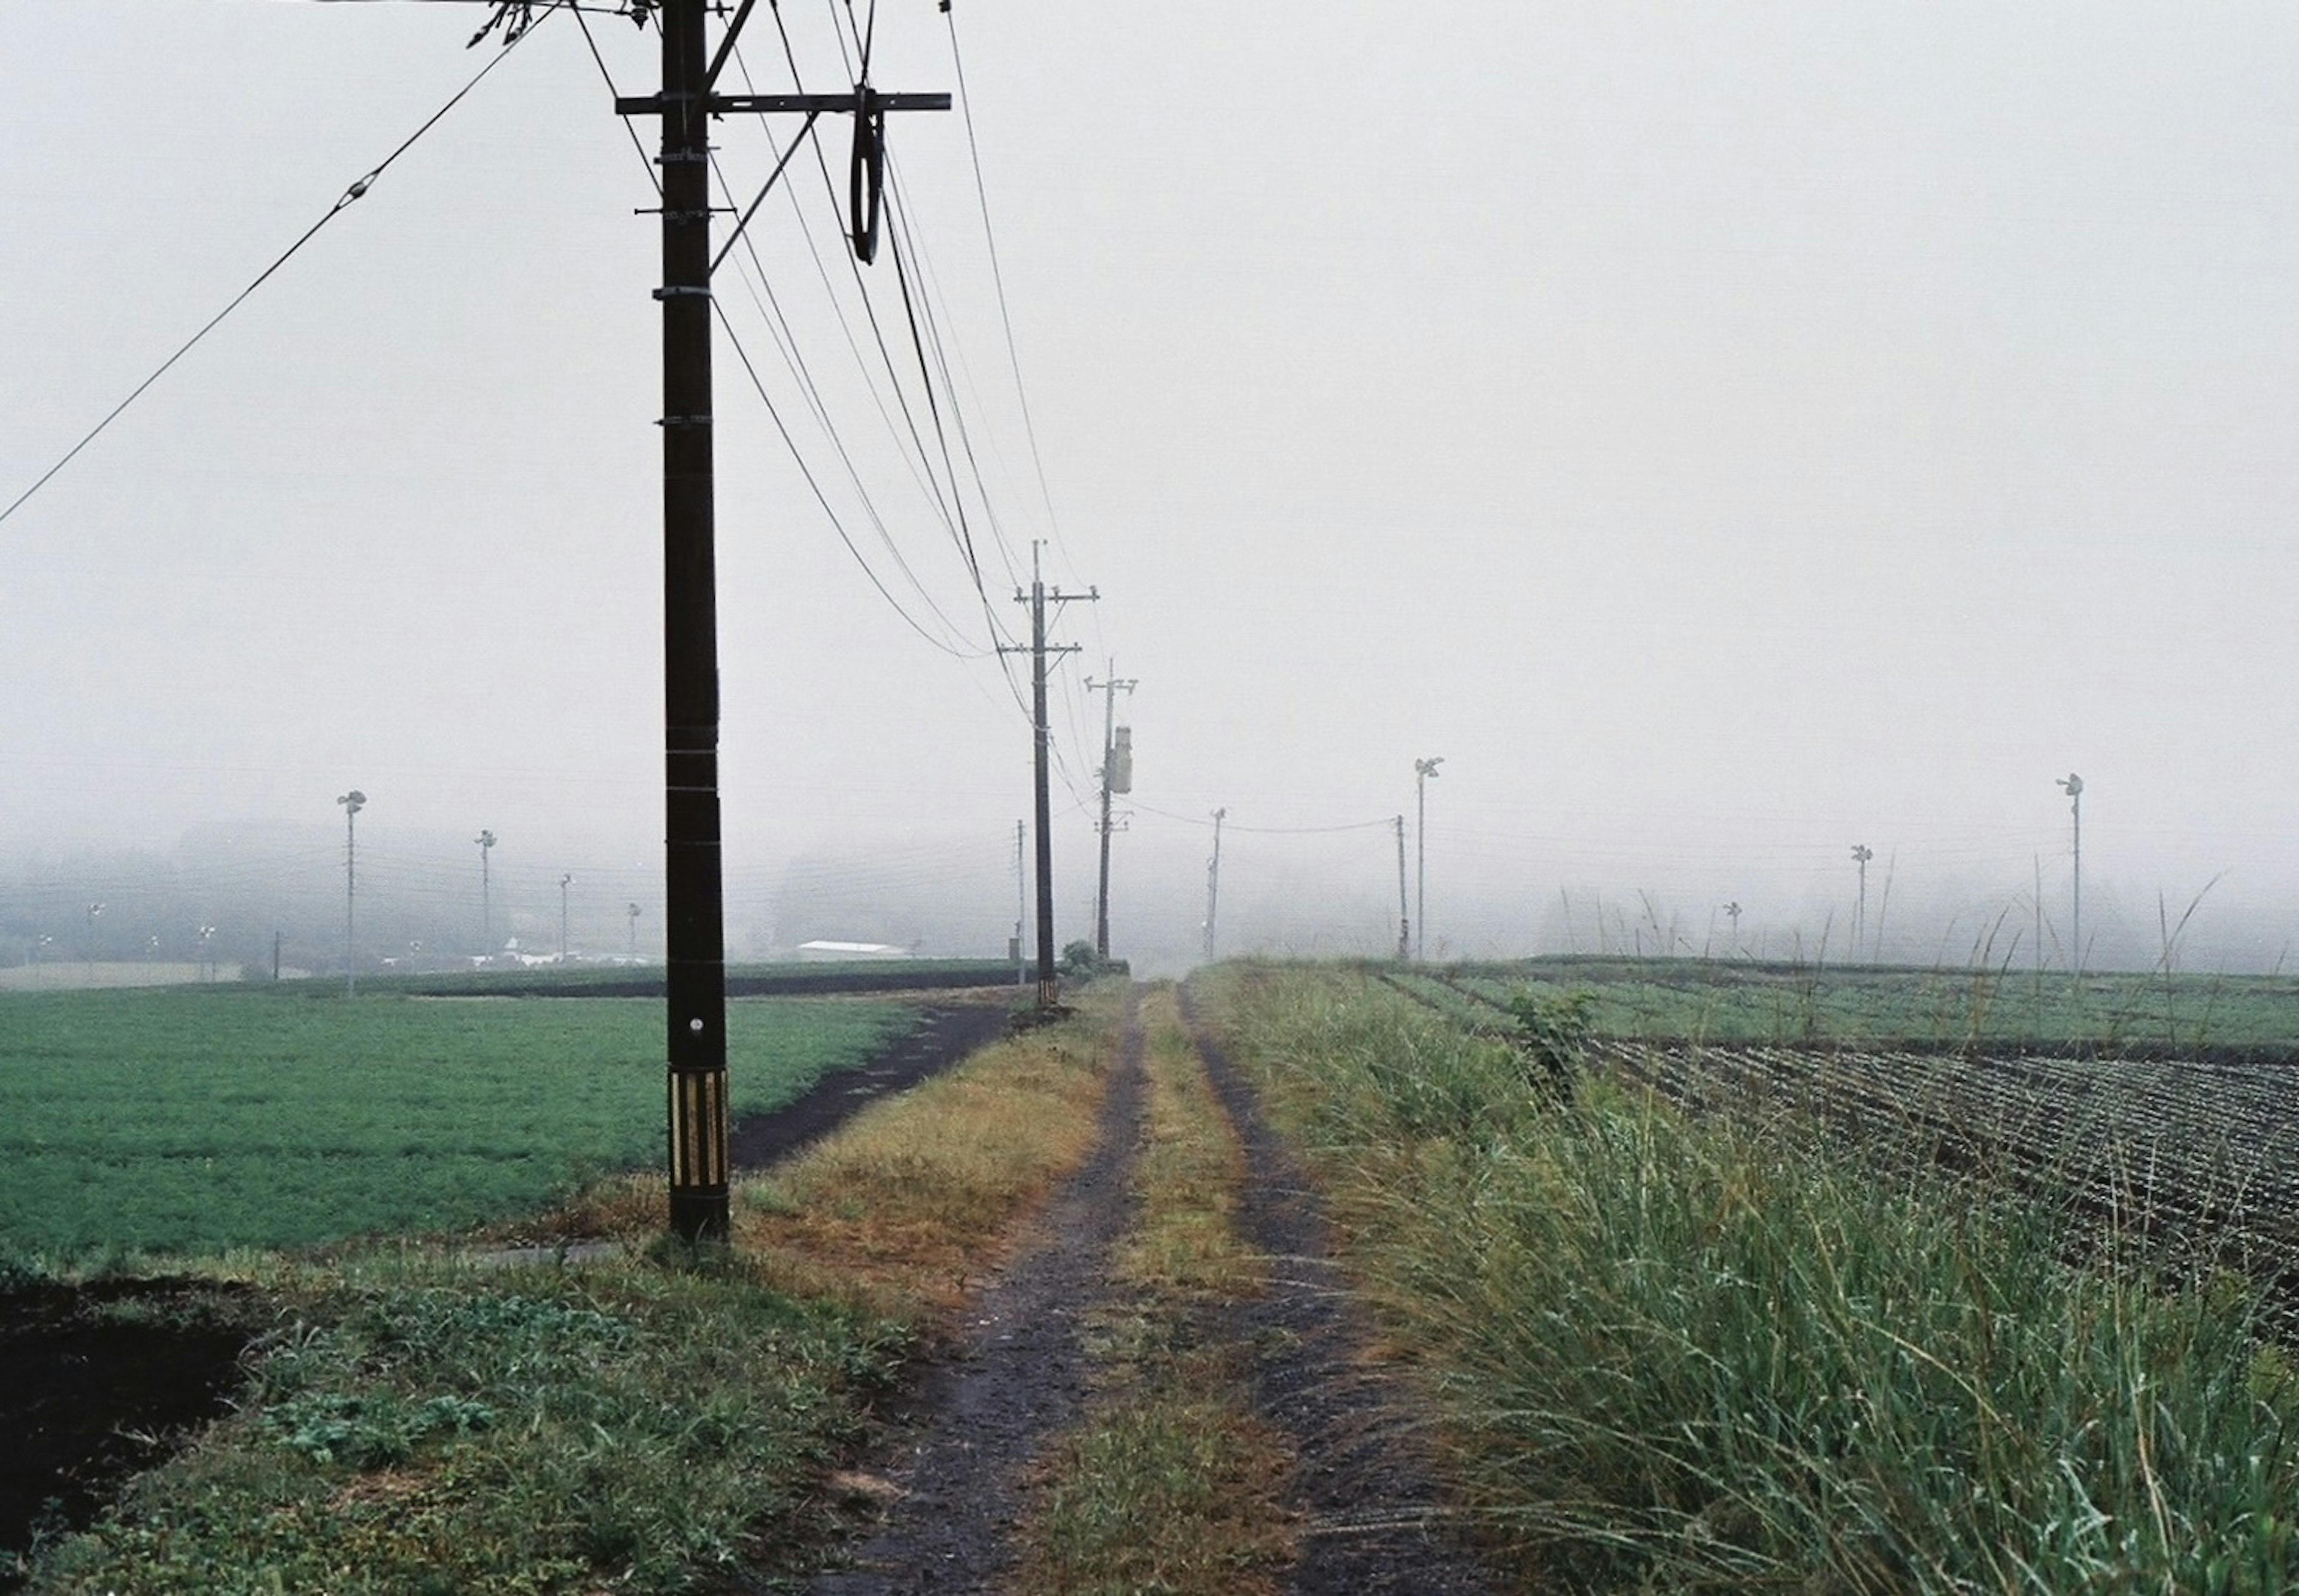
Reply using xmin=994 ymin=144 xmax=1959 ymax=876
xmin=476 ymin=830 xmax=498 ymax=954
xmin=559 ymin=873 xmax=573 ymax=963
xmin=1414 ymin=757 xmax=1443 ymax=961
xmin=627 ymin=902 xmax=642 ymax=960
xmin=338 ymin=790 xmax=366 ymax=996
xmin=1203 ymin=808 xmax=1226 ymax=965
xmin=1851 ymin=843 xmax=1874 ymax=958
xmin=1723 ymin=900 xmax=1743 ymax=948
xmin=198 ymin=924 xmax=217 ymax=982
xmin=85 ymin=902 xmax=103 ymax=966
xmin=2057 ymin=773 xmax=2084 ymax=975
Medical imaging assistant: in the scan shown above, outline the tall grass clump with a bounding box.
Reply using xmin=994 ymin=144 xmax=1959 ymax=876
xmin=1212 ymin=966 xmax=2299 ymax=1593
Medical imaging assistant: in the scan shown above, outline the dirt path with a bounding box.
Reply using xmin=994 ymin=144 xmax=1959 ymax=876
xmin=1181 ymin=992 xmax=1499 ymax=1595
xmin=805 ymin=994 xmax=1149 ymax=1594
xmin=799 ymin=988 xmax=1502 ymax=1594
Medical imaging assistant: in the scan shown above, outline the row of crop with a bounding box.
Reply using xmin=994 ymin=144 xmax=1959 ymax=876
xmin=1400 ymin=967 xmax=2299 ymax=1333
xmin=1439 ymin=958 xmax=2299 ymax=1054
xmin=1203 ymin=963 xmax=2299 ymax=1592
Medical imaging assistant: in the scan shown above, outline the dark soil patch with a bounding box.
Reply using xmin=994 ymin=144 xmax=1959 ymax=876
xmin=729 ymin=1002 xmax=1016 ymax=1171
xmin=804 ymin=996 xmax=1147 ymax=1594
xmin=1181 ymin=990 xmax=1500 ymax=1595
xmin=0 ymin=1277 xmax=263 ymax=1586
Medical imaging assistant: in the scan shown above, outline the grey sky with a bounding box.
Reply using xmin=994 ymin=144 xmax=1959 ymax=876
xmin=3 ymin=2 xmax=2295 ymax=970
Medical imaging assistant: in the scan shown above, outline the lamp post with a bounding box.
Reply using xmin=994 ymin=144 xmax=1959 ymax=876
xmin=337 ymin=791 xmax=365 ymax=995
xmin=1413 ymin=757 xmax=1443 ymax=961
xmin=198 ymin=924 xmax=217 ymax=982
xmin=84 ymin=902 xmax=104 ymax=967
xmin=627 ymin=902 xmax=642 ymax=961
xmin=1851 ymin=843 xmax=1873 ymax=959
xmin=1203 ymin=808 xmax=1226 ymax=964
xmin=559 ymin=873 xmax=573 ymax=963
xmin=475 ymin=830 xmax=498 ymax=955
xmin=2057 ymin=773 xmax=2083 ymax=975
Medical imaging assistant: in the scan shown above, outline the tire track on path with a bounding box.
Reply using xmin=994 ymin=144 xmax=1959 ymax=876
xmin=1179 ymin=988 xmax=1500 ymax=1596
xmin=807 ymin=993 xmax=1147 ymax=1595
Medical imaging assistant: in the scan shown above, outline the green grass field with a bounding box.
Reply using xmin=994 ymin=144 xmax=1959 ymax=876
xmin=0 ymin=985 xmax=918 ymax=1257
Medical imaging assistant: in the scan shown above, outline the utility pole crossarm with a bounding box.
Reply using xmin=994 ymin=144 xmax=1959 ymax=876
xmin=615 ymin=92 xmax=953 ymax=116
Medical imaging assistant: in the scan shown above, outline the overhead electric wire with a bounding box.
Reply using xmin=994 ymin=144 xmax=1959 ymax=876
xmin=882 ymin=163 xmax=1026 ymax=591
xmin=713 ymin=302 xmax=990 ymax=659
xmin=942 ymin=5 xmax=1066 ymax=554
xmin=1134 ymin=802 xmax=1400 ymax=836
xmin=708 ymin=150 xmax=985 ymax=653
xmin=754 ymin=19 xmax=984 ymax=589
xmin=577 ymin=5 xmax=983 ymax=658
xmin=0 ymin=22 xmax=539 ymax=532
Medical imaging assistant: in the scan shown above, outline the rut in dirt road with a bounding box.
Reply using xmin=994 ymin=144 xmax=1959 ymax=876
xmin=806 ymin=997 xmax=1148 ymax=1595
xmin=1181 ymin=991 xmax=1501 ymax=1596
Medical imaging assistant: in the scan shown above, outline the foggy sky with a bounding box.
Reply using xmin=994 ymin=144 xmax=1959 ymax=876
xmin=4 ymin=2 xmax=2297 ymax=976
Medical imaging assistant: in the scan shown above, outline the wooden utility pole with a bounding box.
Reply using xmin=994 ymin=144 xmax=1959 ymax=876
xmin=1085 ymin=662 xmax=1136 ymax=962
xmin=618 ymin=0 xmax=948 ymax=1239
xmin=1003 ymin=542 xmax=1093 ymax=1009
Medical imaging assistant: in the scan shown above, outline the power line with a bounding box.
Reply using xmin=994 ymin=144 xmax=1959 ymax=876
xmin=944 ymin=5 xmax=1064 ymax=552
xmin=1132 ymin=802 xmax=1397 ymax=836
xmin=0 ymin=25 xmax=541 ymax=532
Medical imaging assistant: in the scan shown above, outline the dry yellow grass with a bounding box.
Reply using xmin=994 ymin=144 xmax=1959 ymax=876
xmin=733 ymin=993 xmax=1118 ymax=1315
xmin=1017 ymin=984 xmax=1296 ymax=1596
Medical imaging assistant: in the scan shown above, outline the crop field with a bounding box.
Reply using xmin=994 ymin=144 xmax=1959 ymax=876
xmin=1376 ymin=960 xmax=2299 ymax=1332
xmin=1385 ymin=954 xmax=2299 ymax=1054
xmin=1211 ymin=966 xmax=2299 ymax=1588
xmin=0 ymin=985 xmax=917 ymax=1257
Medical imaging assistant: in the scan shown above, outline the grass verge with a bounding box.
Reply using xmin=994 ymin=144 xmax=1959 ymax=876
xmin=1017 ymin=986 xmax=1294 ymax=1596
xmin=1199 ymin=963 xmax=2299 ymax=1594
xmin=23 ymin=999 xmax=1120 ymax=1594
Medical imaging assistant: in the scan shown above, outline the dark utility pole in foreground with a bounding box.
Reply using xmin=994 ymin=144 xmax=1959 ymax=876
xmin=1086 ymin=663 xmax=1136 ymax=961
xmin=620 ymin=1 xmax=947 ymax=1239
xmin=1005 ymin=544 xmax=1094 ymax=1009
xmin=656 ymin=0 xmax=729 ymax=1242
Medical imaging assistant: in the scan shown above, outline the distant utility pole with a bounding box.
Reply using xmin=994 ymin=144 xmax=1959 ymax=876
xmin=1394 ymin=815 xmax=1410 ymax=961
xmin=1013 ymin=820 xmax=1027 ymax=988
xmin=2057 ymin=772 xmax=2084 ymax=976
xmin=627 ymin=902 xmax=642 ymax=960
xmin=84 ymin=902 xmax=103 ymax=967
xmin=1724 ymin=900 xmax=1743 ymax=948
xmin=1002 ymin=542 xmax=1094 ymax=1009
xmin=614 ymin=0 xmax=948 ymax=1240
xmin=336 ymin=790 xmax=365 ymax=996
xmin=1203 ymin=807 xmax=1227 ymax=964
xmin=475 ymin=829 xmax=498 ymax=953
xmin=559 ymin=873 xmax=573 ymax=963
xmin=1851 ymin=843 xmax=1873 ymax=957
xmin=1414 ymin=756 xmax=1443 ymax=961
xmin=1085 ymin=662 xmax=1137 ymax=961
